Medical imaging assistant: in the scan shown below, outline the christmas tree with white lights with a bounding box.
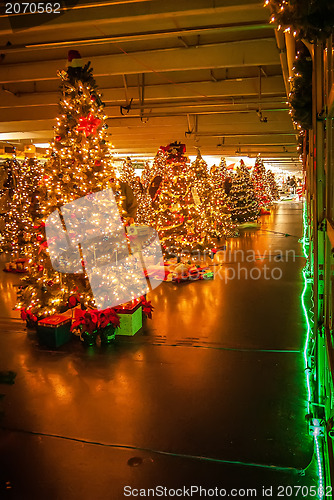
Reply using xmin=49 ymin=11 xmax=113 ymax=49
xmin=119 ymin=157 xmax=142 ymax=200
xmin=190 ymin=151 xmax=236 ymax=239
xmin=266 ymin=170 xmax=280 ymax=201
xmin=252 ymin=156 xmax=273 ymax=207
xmin=1 ymin=157 xmax=43 ymax=256
xmin=16 ymin=51 xmax=144 ymax=319
xmin=146 ymin=143 xmax=215 ymax=256
xmin=229 ymin=162 xmax=259 ymax=223
xmin=205 ymin=154 xmax=237 ymax=239
xmin=137 ymin=148 xmax=168 ymax=225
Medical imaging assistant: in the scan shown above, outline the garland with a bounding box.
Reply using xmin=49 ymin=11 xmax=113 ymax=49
xmin=266 ymin=0 xmax=334 ymax=42
xmin=289 ymin=48 xmax=313 ymax=130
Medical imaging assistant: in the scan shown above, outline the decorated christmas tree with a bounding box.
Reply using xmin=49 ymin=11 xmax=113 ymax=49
xmin=145 ymin=143 xmax=215 ymax=257
xmin=119 ymin=157 xmax=142 ymax=201
xmin=266 ymin=169 xmax=280 ymax=201
xmin=16 ymin=51 xmax=146 ymax=318
xmin=137 ymin=148 xmax=169 ymax=225
xmin=205 ymin=154 xmax=237 ymax=239
xmin=228 ymin=162 xmax=259 ymax=222
xmin=252 ymin=155 xmax=273 ymax=207
xmin=191 ymin=151 xmax=236 ymax=239
xmin=1 ymin=157 xmax=43 ymax=256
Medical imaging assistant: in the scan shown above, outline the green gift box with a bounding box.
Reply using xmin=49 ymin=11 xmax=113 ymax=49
xmin=114 ymin=303 xmax=142 ymax=336
xmin=37 ymin=314 xmax=72 ymax=348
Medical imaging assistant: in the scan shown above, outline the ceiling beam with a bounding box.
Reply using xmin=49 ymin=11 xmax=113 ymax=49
xmin=0 ymin=39 xmax=280 ymax=84
xmin=0 ymin=0 xmax=265 ymax=36
xmin=0 ymin=76 xmax=285 ymax=108
xmin=0 ymin=22 xmax=271 ymax=53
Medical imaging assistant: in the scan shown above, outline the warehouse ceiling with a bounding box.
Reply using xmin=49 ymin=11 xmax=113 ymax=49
xmin=0 ymin=0 xmax=300 ymax=169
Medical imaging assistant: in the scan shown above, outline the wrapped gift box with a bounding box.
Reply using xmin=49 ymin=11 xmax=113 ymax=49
xmin=114 ymin=302 xmax=142 ymax=336
xmin=4 ymin=258 xmax=29 ymax=273
xmin=37 ymin=314 xmax=72 ymax=348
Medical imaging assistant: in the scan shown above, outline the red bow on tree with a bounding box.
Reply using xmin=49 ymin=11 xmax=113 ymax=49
xmin=77 ymin=113 xmax=101 ymax=137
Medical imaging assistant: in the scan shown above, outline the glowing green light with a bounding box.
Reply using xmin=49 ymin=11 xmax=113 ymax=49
xmin=301 ymin=201 xmax=324 ymax=500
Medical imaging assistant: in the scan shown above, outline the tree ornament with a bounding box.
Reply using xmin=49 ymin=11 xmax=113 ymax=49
xmin=63 ymin=174 xmax=71 ymax=183
xmin=55 ymin=135 xmax=62 ymax=142
xmin=77 ymin=113 xmax=102 ymax=137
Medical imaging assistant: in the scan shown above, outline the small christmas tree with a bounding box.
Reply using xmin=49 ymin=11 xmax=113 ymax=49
xmin=252 ymin=156 xmax=273 ymax=207
xmin=137 ymin=147 xmax=169 ymax=225
xmin=228 ymin=162 xmax=259 ymax=222
xmin=119 ymin=157 xmax=142 ymax=201
xmin=1 ymin=157 xmax=43 ymax=256
xmin=16 ymin=51 xmax=145 ymax=318
xmin=207 ymin=158 xmax=237 ymax=239
xmin=191 ymin=151 xmax=236 ymax=239
xmin=266 ymin=170 xmax=280 ymax=201
xmin=146 ymin=143 xmax=216 ymax=257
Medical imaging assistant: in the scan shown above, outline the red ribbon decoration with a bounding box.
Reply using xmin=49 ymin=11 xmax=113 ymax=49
xmin=77 ymin=113 xmax=102 ymax=137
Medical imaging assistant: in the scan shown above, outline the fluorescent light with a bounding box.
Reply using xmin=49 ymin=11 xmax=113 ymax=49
xmin=34 ymin=143 xmax=50 ymax=148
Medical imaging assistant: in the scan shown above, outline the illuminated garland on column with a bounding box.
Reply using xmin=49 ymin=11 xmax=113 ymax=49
xmin=288 ymin=47 xmax=313 ymax=131
xmin=265 ymin=0 xmax=334 ymax=42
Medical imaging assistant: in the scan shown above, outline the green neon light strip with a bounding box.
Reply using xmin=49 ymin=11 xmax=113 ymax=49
xmin=301 ymin=202 xmax=324 ymax=500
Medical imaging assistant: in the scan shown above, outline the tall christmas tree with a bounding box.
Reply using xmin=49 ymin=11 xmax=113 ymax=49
xmin=16 ymin=51 xmax=146 ymax=318
xmin=252 ymin=156 xmax=273 ymax=207
xmin=1 ymin=157 xmax=42 ymax=256
xmin=146 ymin=143 xmax=215 ymax=256
xmin=228 ymin=162 xmax=259 ymax=222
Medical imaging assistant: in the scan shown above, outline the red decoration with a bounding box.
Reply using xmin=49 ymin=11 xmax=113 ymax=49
xmin=68 ymin=295 xmax=80 ymax=308
xmin=71 ymin=307 xmax=120 ymax=334
xmin=20 ymin=308 xmax=37 ymax=324
xmin=55 ymin=136 xmax=62 ymax=142
xmin=77 ymin=113 xmax=101 ymax=137
xmin=38 ymin=241 xmax=48 ymax=254
xmin=160 ymin=142 xmax=187 ymax=163
xmin=36 ymin=234 xmax=44 ymax=242
xmin=140 ymin=297 xmax=154 ymax=319
xmin=94 ymin=160 xmax=101 ymax=167
xmin=68 ymin=50 xmax=81 ymax=62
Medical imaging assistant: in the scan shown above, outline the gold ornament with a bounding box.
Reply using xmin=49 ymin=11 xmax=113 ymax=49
xmin=63 ymin=174 xmax=71 ymax=183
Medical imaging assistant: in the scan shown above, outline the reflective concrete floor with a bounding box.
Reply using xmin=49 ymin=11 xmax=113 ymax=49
xmin=0 ymin=202 xmax=318 ymax=499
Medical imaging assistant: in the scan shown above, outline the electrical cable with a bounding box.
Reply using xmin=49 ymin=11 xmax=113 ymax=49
xmin=0 ymin=425 xmax=310 ymax=475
